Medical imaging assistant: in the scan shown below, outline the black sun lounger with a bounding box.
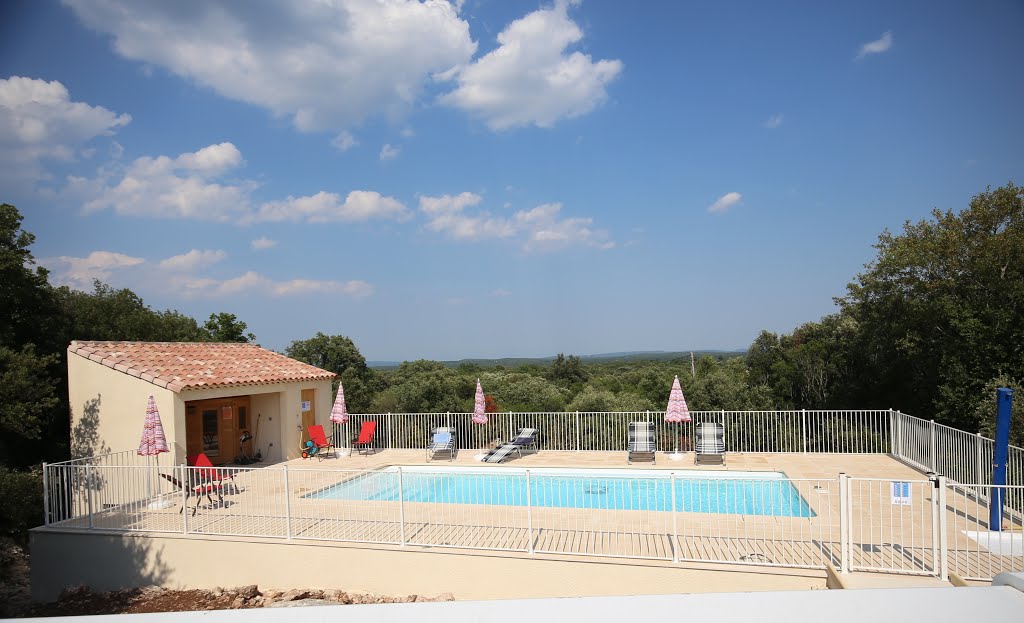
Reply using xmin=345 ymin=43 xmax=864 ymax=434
xmin=484 ymin=428 xmax=539 ymax=463
xmin=627 ymin=421 xmax=656 ymax=464
xmin=694 ymin=421 xmax=726 ymax=465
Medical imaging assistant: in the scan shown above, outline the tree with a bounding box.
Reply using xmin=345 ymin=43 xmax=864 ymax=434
xmin=482 ymin=372 xmax=568 ymax=412
xmin=0 ymin=205 xmax=64 ymax=467
xmin=484 ymin=394 xmax=499 ymax=413
xmin=56 ymin=282 xmax=208 ymax=343
xmin=287 ymin=333 xmax=369 ymax=376
xmin=548 ymin=353 xmax=588 ymax=384
xmin=286 ymin=333 xmax=373 ymax=412
xmin=203 ymin=312 xmax=255 ymax=342
xmin=686 ymin=356 xmax=775 ymax=411
xmin=746 ymin=330 xmax=783 ymax=388
xmin=839 ymin=182 xmax=1024 ymax=430
xmin=0 ymin=345 xmax=60 ymax=464
xmin=0 ymin=204 xmax=60 ymax=351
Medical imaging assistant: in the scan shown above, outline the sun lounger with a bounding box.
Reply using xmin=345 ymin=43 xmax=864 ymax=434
xmin=509 ymin=428 xmax=538 ymax=455
xmin=484 ymin=443 xmax=520 ymax=463
xmin=627 ymin=421 xmax=656 ymax=464
xmin=426 ymin=426 xmax=456 ymax=461
xmin=695 ymin=421 xmax=726 ymax=465
xmin=484 ymin=428 xmax=539 ymax=463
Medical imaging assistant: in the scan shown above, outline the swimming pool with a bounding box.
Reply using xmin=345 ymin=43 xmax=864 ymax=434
xmin=306 ymin=467 xmax=816 ymax=517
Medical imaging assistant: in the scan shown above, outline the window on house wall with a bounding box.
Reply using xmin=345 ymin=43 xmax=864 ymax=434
xmin=202 ymin=409 xmax=219 ymax=456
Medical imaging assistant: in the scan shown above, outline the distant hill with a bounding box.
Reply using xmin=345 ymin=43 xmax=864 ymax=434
xmin=367 ymin=350 xmax=744 ymax=369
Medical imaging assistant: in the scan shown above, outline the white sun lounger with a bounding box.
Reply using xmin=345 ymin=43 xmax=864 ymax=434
xmin=426 ymin=427 xmax=456 ymax=461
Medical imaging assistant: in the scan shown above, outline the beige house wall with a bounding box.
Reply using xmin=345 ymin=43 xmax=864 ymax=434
xmin=250 ymin=393 xmax=282 ymax=463
xmin=30 ymin=529 xmax=823 ymax=602
xmin=67 ymin=352 xmax=179 ymax=460
xmin=69 ymin=351 xmax=333 ymax=464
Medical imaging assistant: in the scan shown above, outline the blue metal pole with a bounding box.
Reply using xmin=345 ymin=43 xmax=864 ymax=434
xmin=990 ymin=388 xmax=1013 ymax=531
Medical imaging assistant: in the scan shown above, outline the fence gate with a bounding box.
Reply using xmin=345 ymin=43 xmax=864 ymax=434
xmin=843 ymin=477 xmax=940 ymax=577
xmin=943 ymin=482 xmax=1024 ymax=581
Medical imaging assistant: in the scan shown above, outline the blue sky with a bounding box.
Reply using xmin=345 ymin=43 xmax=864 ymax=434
xmin=2 ymin=0 xmax=1021 ymax=360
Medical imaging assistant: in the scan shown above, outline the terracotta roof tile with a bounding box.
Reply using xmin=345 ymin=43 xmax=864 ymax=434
xmin=68 ymin=341 xmax=335 ymax=392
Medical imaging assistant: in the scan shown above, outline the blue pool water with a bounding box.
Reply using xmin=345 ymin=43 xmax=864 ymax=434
xmin=307 ymin=468 xmax=816 ymax=517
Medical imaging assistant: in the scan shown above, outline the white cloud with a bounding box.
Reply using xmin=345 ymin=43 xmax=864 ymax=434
xmin=440 ymin=0 xmax=622 ymax=130
xmin=491 ymin=288 xmax=511 ymax=297
xmin=172 ymin=271 xmax=374 ymax=299
xmin=0 ymin=76 xmax=131 ymax=186
xmin=81 ymin=142 xmax=255 ymax=221
xmin=339 ymin=280 xmax=375 ymax=298
xmin=707 ymin=192 xmax=743 ymax=214
xmin=48 ymin=250 xmax=144 ymax=288
xmin=419 ymin=191 xmax=485 ymax=215
xmin=856 ymin=31 xmax=893 ymax=59
xmin=158 ymin=249 xmax=226 ymax=272
xmin=250 ymin=236 xmax=278 ymax=250
xmin=248 ymin=190 xmax=410 ymax=224
xmin=420 ymin=192 xmax=516 ymax=240
xmin=44 ymin=246 xmax=371 ymax=301
xmin=331 ymin=131 xmax=358 ymax=152
xmin=73 ymin=142 xmax=406 ymax=225
xmin=763 ymin=114 xmax=784 ymax=129
xmin=379 ymin=143 xmax=400 ymax=161
xmin=419 ymin=193 xmax=612 ymax=250
xmin=516 ymin=202 xmax=614 ymax=250
xmin=64 ymin=0 xmax=476 ymax=133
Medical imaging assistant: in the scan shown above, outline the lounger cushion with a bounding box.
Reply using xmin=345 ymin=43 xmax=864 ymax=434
xmin=629 ymin=424 xmax=656 ymax=452
xmin=433 ymin=431 xmax=451 ymax=445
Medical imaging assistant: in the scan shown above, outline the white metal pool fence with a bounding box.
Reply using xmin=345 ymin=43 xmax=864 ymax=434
xmin=335 ymin=409 xmax=1023 ymax=487
xmin=42 ymin=409 xmax=1024 ymax=581
xmin=41 ymin=463 xmax=1024 ymax=581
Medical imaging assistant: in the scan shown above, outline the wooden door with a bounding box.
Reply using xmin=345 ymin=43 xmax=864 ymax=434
xmin=200 ymin=406 xmax=221 ymax=460
xmin=185 ymin=404 xmax=201 ymax=458
xmin=301 ymin=389 xmax=315 ymax=444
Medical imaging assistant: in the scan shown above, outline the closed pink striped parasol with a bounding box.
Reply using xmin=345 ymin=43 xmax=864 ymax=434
xmin=330 ymin=382 xmax=349 ymax=424
xmin=472 ymin=379 xmax=487 ymax=424
xmin=664 ymin=375 xmax=691 ymax=423
xmin=138 ymin=394 xmax=169 ymax=456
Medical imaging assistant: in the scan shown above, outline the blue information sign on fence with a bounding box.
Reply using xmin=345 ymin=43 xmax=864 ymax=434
xmin=891 ymin=481 xmax=912 ymax=505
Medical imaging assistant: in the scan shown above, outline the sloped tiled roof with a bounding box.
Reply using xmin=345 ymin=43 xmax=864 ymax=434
xmin=68 ymin=341 xmax=335 ymax=393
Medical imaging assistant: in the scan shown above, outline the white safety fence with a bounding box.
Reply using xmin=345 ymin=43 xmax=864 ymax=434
xmin=42 ymin=409 xmax=1024 ymax=580
xmin=335 ymin=410 xmax=893 ymax=455
xmin=945 ymin=483 xmax=1024 ymax=580
xmin=40 ymin=460 xmax=1024 ymax=581
xmin=891 ymin=411 xmax=1024 ymax=487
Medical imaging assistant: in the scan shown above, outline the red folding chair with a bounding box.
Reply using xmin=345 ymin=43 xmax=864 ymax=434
xmin=184 ymin=453 xmax=226 ymax=513
xmin=304 ymin=424 xmax=336 ymax=460
xmin=354 ymin=421 xmax=377 ymax=455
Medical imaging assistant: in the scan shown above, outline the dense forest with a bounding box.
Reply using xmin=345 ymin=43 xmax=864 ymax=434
xmin=1 ymin=182 xmax=1021 ymax=538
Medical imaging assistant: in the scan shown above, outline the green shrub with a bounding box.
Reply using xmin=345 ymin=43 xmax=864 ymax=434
xmin=0 ymin=467 xmax=43 ymax=543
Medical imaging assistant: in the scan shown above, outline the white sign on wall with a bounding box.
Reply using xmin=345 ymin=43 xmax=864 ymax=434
xmin=301 ymin=401 xmax=311 ymax=412
xmin=891 ymin=481 xmax=912 ymax=506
